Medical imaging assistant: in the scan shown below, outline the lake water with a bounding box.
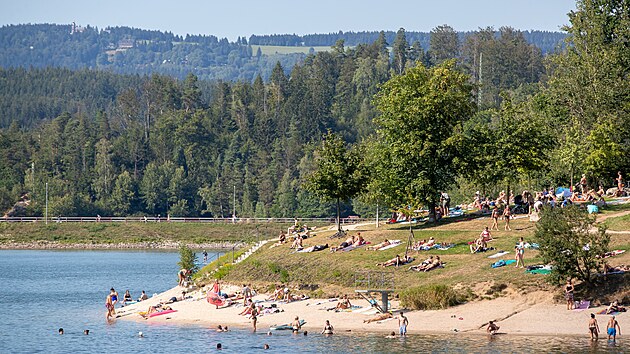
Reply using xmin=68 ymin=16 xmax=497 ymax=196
xmin=0 ymin=250 xmax=626 ymax=353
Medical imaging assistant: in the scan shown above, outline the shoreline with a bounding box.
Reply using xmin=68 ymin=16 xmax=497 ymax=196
xmin=116 ymin=285 xmax=623 ymax=338
xmin=0 ymin=241 xmax=245 ymax=250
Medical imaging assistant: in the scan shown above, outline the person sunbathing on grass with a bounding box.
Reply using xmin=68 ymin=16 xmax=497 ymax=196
xmin=290 ymin=235 xmax=303 ymax=249
xmin=352 ymin=235 xmax=365 ymax=247
xmin=410 ymin=256 xmax=441 ymax=272
xmin=368 ymin=239 xmax=391 ymax=251
xmin=331 ymin=236 xmax=355 ymax=252
xmin=409 ymin=256 xmax=433 ymax=271
xmin=422 ymin=256 xmax=442 ymax=272
xmin=377 ymin=254 xmax=401 ymax=267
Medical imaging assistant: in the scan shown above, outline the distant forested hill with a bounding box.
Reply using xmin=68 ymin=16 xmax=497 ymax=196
xmin=249 ymin=29 xmax=566 ymax=55
xmin=0 ymin=24 xmax=565 ymax=84
xmin=0 ymin=24 xmax=305 ymax=82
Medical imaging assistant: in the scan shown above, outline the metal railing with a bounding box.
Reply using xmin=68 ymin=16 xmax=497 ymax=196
xmin=0 ymin=216 xmax=379 ymax=224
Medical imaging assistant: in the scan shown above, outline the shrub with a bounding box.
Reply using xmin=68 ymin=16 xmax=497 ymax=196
xmin=400 ymin=285 xmax=465 ymax=310
xmin=177 ymin=243 xmax=198 ymax=274
xmin=534 ymin=206 xmax=609 ymax=287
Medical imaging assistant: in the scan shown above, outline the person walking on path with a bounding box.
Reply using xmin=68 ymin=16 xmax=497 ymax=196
xmin=589 ymin=313 xmax=600 ymax=340
xmin=607 ymin=316 xmax=621 ymax=341
xmin=398 ymin=311 xmax=408 ymax=337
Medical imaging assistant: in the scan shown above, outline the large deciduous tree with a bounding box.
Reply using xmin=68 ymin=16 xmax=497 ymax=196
xmin=545 ymin=0 xmax=630 ymax=181
xmin=307 ymin=132 xmax=367 ymax=231
xmin=372 ymin=61 xmax=475 ymax=220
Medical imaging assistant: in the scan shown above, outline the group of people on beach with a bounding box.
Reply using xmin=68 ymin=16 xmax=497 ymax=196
xmin=105 ymin=287 xmax=148 ymax=320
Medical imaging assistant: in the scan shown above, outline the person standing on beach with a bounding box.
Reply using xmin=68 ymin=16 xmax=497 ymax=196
xmin=251 ymin=306 xmax=258 ymax=332
xmin=398 ymin=311 xmax=408 ymax=337
xmin=178 ymin=269 xmax=189 ymax=286
xmin=607 ymin=316 xmax=621 ymax=341
xmin=565 ymin=279 xmax=575 ymax=310
xmin=242 ymin=284 xmax=252 ymax=306
xmin=589 ymin=313 xmax=599 ymax=340
xmin=105 ymin=292 xmax=114 ymax=320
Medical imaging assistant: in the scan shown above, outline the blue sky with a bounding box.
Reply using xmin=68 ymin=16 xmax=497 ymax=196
xmin=3 ymin=0 xmax=576 ymax=40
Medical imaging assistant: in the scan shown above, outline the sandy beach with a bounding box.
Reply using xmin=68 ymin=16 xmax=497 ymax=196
xmin=116 ymin=284 xmax=623 ymax=337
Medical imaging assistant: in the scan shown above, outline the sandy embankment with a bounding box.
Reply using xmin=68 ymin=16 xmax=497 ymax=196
xmin=116 ymin=285 xmax=619 ymax=336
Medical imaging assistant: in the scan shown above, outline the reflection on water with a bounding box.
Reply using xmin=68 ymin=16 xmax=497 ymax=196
xmin=0 ymin=250 xmax=625 ymax=353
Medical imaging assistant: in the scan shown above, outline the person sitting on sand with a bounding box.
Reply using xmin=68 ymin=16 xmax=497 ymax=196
xmin=123 ymin=290 xmax=133 ymax=305
xmin=239 ymin=299 xmax=253 ymax=315
xmin=267 ymin=285 xmax=284 ymax=301
xmin=368 ymin=239 xmax=391 ymax=251
xmin=138 ymin=290 xmax=148 ymax=302
xmin=321 ymin=320 xmax=334 ymax=335
xmin=606 ymin=300 xmax=626 ymax=314
xmin=487 ymin=321 xmax=500 ymax=334
xmin=334 ymin=295 xmax=352 ymax=311
xmin=363 ymin=312 xmax=393 ymax=324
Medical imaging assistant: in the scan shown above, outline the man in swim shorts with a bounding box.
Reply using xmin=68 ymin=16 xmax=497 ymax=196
xmin=607 ymin=316 xmax=621 ymax=341
xmin=398 ymin=311 xmax=408 ymax=336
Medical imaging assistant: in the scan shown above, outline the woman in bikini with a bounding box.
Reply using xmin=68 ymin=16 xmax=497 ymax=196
xmin=321 ymin=320 xmax=334 ymax=335
xmin=503 ymin=207 xmax=512 ymax=231
xmin=491 ymin=206 xmax=500 ymax=231
xmin=368 ymin=239 xmax=391 ymax=251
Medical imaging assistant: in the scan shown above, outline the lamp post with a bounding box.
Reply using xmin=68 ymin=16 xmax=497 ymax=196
xmin=45 ymin=182 xmax=48 ymax=225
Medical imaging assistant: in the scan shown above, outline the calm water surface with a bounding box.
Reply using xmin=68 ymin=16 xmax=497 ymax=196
xmin=0 ymin=250 xmax=626 ymax=353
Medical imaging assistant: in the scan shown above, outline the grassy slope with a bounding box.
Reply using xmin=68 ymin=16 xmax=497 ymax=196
xmin=220 ymin=206 xmax=630 ymax=297
xmin=0 ymin=221 xmax=307 ymax=245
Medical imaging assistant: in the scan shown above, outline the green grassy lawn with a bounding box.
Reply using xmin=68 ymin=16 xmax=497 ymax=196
xmin=251 ymin=45 xmax=332 ymax=55
xmin=0 ymin=221 xmax=312 ymax=246
xmin=219 ymin=215 xmax=549 ymax=294
xmin=209 ymin=209 xmax=630 ymax=299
